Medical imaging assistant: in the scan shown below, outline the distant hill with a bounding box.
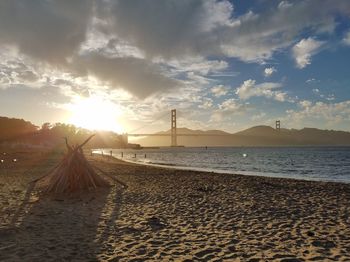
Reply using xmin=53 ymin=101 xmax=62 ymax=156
xmin=155 ymin=128 xmax=229 ymax=136
xmin=0 ymin=117 xmax=128 ymax=149
xmin=134 ymin=126 xmax=350 ymax=147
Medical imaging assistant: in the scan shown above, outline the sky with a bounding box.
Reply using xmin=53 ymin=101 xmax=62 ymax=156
xmin=0 ymin=0 xmax=350 ymax=134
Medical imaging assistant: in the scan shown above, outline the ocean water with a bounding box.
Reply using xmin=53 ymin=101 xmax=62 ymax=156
xmin=97 ymin=147 xmax=350 ymax=183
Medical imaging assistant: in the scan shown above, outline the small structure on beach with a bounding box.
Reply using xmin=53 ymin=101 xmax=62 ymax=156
xmin=34 ymin=135 xmax=110 ymax=194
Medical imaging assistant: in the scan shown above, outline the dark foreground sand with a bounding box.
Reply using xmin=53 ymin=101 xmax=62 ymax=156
xmin=0 ymin=150 xmax=350 ymax=261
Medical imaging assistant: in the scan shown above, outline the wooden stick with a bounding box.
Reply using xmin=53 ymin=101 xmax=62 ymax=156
xmin=78 ymin=134 xmax=95 ymax=149
xmin=0 ymin=244 xmax=16 ymax=251
xmin=64 ymin=137 xmax=73 ymax=152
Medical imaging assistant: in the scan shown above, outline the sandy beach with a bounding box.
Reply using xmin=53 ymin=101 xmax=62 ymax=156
xmin=0 ymin=150 xmax=350 ymax=261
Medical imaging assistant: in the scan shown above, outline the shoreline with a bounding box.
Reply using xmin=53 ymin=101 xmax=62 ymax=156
xmin=96 ymin=152 xmax=350 ymax=185
xmin=1 ymin=150 xmax=349 ymax=261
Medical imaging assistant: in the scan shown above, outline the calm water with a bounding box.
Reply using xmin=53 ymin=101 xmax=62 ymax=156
xmin=97 ymin=147 xmax=350 ymax=183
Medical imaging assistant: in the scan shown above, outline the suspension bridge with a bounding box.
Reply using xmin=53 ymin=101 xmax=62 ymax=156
xmin=126 ymin=109 xmax=282 ymax=147
xmin=127 ymin=109 xmax=191 ymax=147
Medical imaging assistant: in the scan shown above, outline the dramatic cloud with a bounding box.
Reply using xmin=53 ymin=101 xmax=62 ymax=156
xmin=1 ymin=0 xmax=350 ymax=132
xmin=99 ymin=0 xmax=350 ymax=62
xmin=99 ymin=0 xmax=233 ymax=59
xmin=0 ymin=0 xmax=93 ymax=64
xmin=264 ymin=67 xmax=276 ymax=77
xmin=1 ymin=0 xmax=350 ymax=98
xmin=292 ymin=38 xmax=324 ymax=68
xmin=235 ymin=79 xmax=286 ymax=101
xmin=76 ymin=53 xmax=180 ymax=99
xmin=0 ymin=0 xmax=181 ymax=98
xmin=1 ymin=0 xmax=350 ymax=64
xmin=211 ymin=85 xmax=229 ymax=97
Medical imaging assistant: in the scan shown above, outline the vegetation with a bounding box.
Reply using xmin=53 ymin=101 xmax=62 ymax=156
xmin=0 ymin=116 xmax=128 ymax=149
xmin=0 ymin=116 xmax=38 ymax=140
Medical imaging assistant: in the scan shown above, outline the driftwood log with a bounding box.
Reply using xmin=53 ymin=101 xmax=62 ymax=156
xmin=34 ymin=135 xmax=110 ymax=193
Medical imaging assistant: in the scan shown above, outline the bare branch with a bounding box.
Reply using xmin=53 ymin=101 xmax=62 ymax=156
xmin=78 ymin=134 xmax=95 ymax=149
xmin=63 ymin=137 xmax=73 ymax=151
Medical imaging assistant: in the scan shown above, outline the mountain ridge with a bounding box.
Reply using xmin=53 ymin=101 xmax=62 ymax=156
xmin=134 ymin=125 xmax=350 ymax=147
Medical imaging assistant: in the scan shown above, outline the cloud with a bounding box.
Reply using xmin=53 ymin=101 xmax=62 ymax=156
xmin=211 ymin=85 xmax=229 ymax=97
xmin=164 ymin=58 xmax=229 ymax=77
xmin=312 ymin=88 xmax=325 ymax=98
xmin=0 ymin=59 xmax=39 ymax=87
xmin=0 ymin=1 xmax=181 ymax=98
xmin=299 ymin=100 xmax=313 ymax=108
xmin=326 ymin=94 xmax=335 ymax=101
xmin=76 ymin=53 xmax=180 ymax=99
xmin=219 ymin=99 xmax=243 ymax=111
xmin=264 ymin=67 xmax=276 ymax=77
xmin=251 ymin=112 xmax=266 ymax=121
xmin=210 ymin=99 xmax=247 ymax=122
xmin=99 ymin=0 xmax=233 ymax=59
xmin=218 ymin=0 xmax=341 ymax=62
xmin=343 ymin=31 xmax=350 ymax=45
xmin=0 ymin=0 xmax=93 ymax=64
xmin=292 ymin=38 xmax=324 ymax=68
xmin=278 ymin=1 xmax=293 ymax=10
xmin=235 ymin=79 xmax=287 ymax=101
xmin=100 ymin=0 xmax=350 ymax=63
xmin=306 ymin=78 xmax=318 ymax=84
xmin=286 ymin=100 xmax=350 ymax=128
xmin=2 ymin=0 xmax=350 ymax=66
xmin=198 ymin=98 xmax=213 ymax=109
xmin=1 ymin=0 xmax=350 ymax=100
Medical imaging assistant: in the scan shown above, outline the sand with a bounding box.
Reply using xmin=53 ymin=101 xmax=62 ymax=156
xmin=0 ymin=150 xmax=349 ymax=261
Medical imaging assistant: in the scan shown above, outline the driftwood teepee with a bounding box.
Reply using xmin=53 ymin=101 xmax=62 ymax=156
xmin=35 ymin=135 xmax=109 ymax=193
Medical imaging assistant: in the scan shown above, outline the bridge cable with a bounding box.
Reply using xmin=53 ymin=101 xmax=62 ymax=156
xmin=127 ymin=111 xmax=170 ymax=134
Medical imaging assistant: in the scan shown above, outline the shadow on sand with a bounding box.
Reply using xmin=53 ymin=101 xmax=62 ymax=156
xmin=1 ymin=175 xmax=125 ymax=261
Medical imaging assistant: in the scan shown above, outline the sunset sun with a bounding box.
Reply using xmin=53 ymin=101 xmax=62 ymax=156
xmin=68 ymin=96 xmax=124 ymax=133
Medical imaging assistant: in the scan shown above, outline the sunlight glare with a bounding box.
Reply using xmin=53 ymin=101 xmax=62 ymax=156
xmin=68 ymin=96 xmax=124 ymax=133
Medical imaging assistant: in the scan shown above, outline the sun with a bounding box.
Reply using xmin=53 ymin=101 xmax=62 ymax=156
xmin=68 ymin=96 xmax=124 ymax=133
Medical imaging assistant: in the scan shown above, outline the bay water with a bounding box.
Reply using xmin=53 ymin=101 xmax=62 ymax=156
xmin=97 ymin=147 xmax=350 ymax=183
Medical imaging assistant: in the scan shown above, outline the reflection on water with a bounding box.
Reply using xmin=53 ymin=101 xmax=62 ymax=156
xmin=97 ymin=147 xmax=350 ymax=183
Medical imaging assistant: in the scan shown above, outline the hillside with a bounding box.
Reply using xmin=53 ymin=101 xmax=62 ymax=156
xmin=0 ymin=117 xmax=128 ymax=149
xmin=0 ymin=116 xmax=38 ymax=141
xmin=134 ymin=126 xmax=350 ymax=147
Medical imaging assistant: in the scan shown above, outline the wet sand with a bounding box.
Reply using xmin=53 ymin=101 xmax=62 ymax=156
xmin=0 ymin=150 xmax=350 ymax=261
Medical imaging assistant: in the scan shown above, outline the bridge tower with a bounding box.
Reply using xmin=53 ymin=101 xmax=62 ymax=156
xmin=171 ymin=109 xmax=177 ymax=147
xmin=275 ymin=120 xmax=281 ymax=131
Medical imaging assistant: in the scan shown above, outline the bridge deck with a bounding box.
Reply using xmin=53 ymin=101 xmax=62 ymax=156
xmin=128 ymin=134 xmax=234 ymax=137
